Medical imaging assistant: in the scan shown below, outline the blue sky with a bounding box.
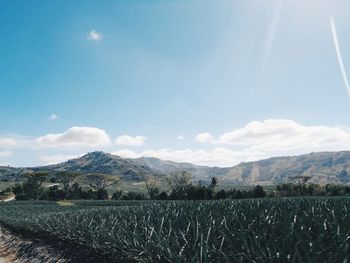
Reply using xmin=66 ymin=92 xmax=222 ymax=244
xmin=1 ymin=0 xmax=350 ymax=167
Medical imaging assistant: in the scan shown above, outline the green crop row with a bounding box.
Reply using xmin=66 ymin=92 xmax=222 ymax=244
xmin=1 ymin=198 xmax=350 ymax=262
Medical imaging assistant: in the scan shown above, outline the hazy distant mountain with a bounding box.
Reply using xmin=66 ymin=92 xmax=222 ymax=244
xmin=221 ymin=151 xmax=350 ymax=185
xmin=1 ymin=151 xmax=350 ymax=185
xmin=133 ymin=157 xmax=230 ymax=182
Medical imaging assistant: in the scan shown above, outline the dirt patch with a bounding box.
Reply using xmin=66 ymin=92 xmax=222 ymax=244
xmin=0 ymin=225 xmax=118 ymax=263
xmin=0 ymin=227 xmax=17 ymax=263
xmin=56 ymin=201 xmax=75 ymax=206
xmin=0 ymin=225 xmax=69 ymax=263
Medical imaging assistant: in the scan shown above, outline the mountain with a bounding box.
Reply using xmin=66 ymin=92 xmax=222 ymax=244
xmin=41 ymin=151 xmax=156 ymax=181
xmin=1 ymin=151 xmax=350 ymax=185
xmin=0 ymin=152 xmax=228 ymax=183
xmin=133 ymin=157 xmax=230 ymax=182
xmin=222 ymin=151 xmax=350 ymax=185
xmin=0 ymin=152 xmax=156 ymax=182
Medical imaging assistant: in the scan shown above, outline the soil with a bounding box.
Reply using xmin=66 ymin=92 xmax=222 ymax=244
xmin=0 ymin=225 xmax=118 ymax=263
xmin=0 ymin=225 xmax=69 ymax=263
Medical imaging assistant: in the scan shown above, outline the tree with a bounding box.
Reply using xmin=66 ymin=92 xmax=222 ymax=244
xmin=235 ymin=190 xmax=243 ymax=199
xmin=165 ymin=171 xmax=192 ymax=199
xmin=56 ymin=171 xmax=81 ymax=194
xmin=325 ymin=184 xmax=342 ymax=196
xmin=158 ymin=191 xmax=168 ymax=200
xmin=96 ymin=189 xmax=109 ymax=200
xmin=210 ymin=177 xmax=218 ymax=190
xmin=289 ymin=175 xmax=311 ymax=185
xmin=46 ymin=185 xmax=65 ymax=201
xmin=252 ymin=185 xmax=266 ymax=198
xmin=288 ymin=175 xmax=312 ymax=195
xmin=14 ymin=172 xmax=48 ymax=200
xmin=186 ymin=185 xmax=212 ymax=200
xmin=142 ymin=173 xmax=161 ymax=200
xmin=69 ymin=183 xmax=84 ymax=199
xmin=111 ymin=190 xmax=123 ymax=200
xmin=12 ymin=183 xmax=25 ymax=200
xmin=215 ymin=189 xmax=228 ymax=199
xmin=87 ymin=173 xmax=121 ymax=193
xmin=122 ymin=191 xmax=146 ymax=200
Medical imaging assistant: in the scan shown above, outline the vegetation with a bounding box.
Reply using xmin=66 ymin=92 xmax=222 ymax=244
xmin=2 ymin=170 xmax=350 ymax=262
xmin=275 ymin=183 xmax=350 ymax=197
xmin=11 ymin=172 xmax=48 ymax=200
xmin=3 ymin=169 xmax=350 ymax=202
xmin=1 ymin=198 xmax=350 ymax=262
xmin=87 ymin=173 xmax=121 ymax=200
xmin=142 ymin=174 xmax=161 ymax=200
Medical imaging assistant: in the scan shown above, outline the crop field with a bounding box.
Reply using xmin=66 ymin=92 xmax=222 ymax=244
xmin=0 ymin=198 xmax=350 ymax=262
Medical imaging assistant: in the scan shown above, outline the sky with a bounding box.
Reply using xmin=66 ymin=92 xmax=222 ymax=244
xmin=1 ymin=0 xmax=350 ymax=167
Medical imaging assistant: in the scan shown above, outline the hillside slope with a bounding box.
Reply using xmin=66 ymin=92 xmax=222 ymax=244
xmin=133 ymin=157 xmax=230 ymax=182
xmin=0 ymin=152 xmax=155 ymax=182
xmin=222 ymin=152 xmax=350 ymax=185
xmin=1 ymin=151 xmax=350 ymax=185
xmin=41 ymin=152 xmax=155 ymax=181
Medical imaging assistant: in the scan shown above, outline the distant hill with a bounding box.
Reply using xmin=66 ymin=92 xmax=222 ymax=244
xmin=1 ymin=151 xmax=350 ymax=185
xmin=222 ymin=151 xmax=350 ymax=185
xmin=133 ymin=157 xmax=230 ymax=182
xmin=0 ymin=152 xmax=155 ymax=182
xmin=41 ymin=151 xmax=156 ymax=181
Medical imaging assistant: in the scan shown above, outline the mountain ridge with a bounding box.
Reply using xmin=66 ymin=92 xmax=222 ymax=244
xmin=1 ymin=151 xmax=350 ymax=185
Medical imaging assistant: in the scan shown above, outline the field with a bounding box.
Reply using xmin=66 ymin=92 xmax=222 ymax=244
xmin=0 ymin=198 xmax=350 ymax=262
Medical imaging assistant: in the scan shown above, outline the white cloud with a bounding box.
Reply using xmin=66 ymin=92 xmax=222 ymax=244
xmin=113 ymin=148 xmax=256 ymax=167
xmin=195 ymin=133 xmax=213 ymax=143
xmin=88 ymin=30 xmax=102 ymax=41
xmin=115 ymin=135 xmax=146 ymax=146
xmin=39 ymin=154 xmax=83 ymax=165
xmin=49 ymin=114 xmax=59 ymax=120
xmin=112 ymin=117 xmax=350 ymax=166
xmin=35 ymin=127 xmax=111 ymax=148
xmin=176 ymin=134 xmax=184 ymax=140
xmin=0 ymin=136 xmax=19 ymax=148
xmin=0 ymin=150 xmax=12 ymax=158
xmin=191 ymin=119 xmax=350 ymax=157
xmin=3 ymin=119 xmax=350 ymax=167
xmin=216 ymin=119 xmax=350 ymax=151
xmin=113 ymin=149 xmax=141 ymax=159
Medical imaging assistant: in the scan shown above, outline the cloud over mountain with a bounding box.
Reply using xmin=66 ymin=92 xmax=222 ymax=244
xmin=115 ymin=135 xmax=146 ymax=146
xmin=216 ymin=119 xmax=350 ymax=152
xmin=113 ymin=147 xmax=259 ymax=167
xmin=194 ymin=119 xmax=350 ymax=157
xmin=117 ymin=119 xmax=350 ymax=167
xmin=39 ymin=154 xmax=83 ymax=165
xmin=35 ymin=127 xmax=111 ymax=148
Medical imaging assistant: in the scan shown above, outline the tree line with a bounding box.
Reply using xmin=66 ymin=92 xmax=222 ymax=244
xmin=1 ymin=171 xmax=350 ymax=201
xmin=142 ymin=171 xmax=266 ymax=200
xmin=2 ymin=172 xmax=121 ymax=201
xmin=0 ymin=171 xmax=266 ymax=201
